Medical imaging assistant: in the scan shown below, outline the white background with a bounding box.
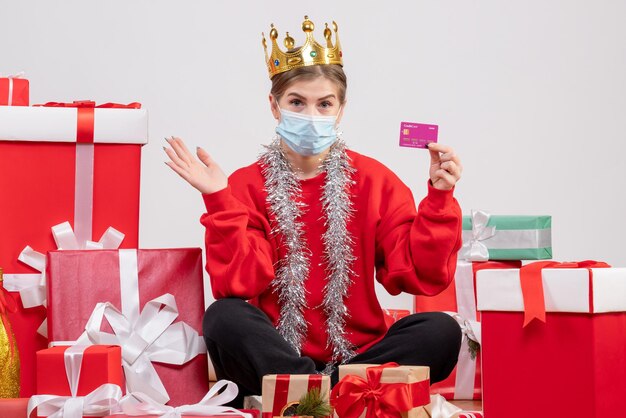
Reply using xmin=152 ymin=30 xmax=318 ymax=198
xmin=3 ymin=0 xmax=625 ymax=311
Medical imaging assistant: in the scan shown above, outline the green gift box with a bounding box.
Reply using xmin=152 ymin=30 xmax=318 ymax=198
xmin=461 ymin=211 xmax=552 ymax=261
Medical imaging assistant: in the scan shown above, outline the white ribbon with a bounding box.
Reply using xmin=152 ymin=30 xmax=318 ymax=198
xmin=118 ymin=380 xmax=252 ymax=418
xmin=2 ymin=222 xmax=124 ymax=337
xmin=459 ymin=210 xmax=495 ymax=261
xmin=442 ymin=260 xmax=482 ymax=400
xmin=427 ymin=394 xmax=463 ymax=418
xmin=27 ymin=345 xmax=123 ymax=418
xmin=73 ymin=249 xmax=206 ymax=404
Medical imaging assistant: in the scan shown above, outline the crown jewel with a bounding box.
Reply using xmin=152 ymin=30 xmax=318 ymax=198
xmin=262 ymin=15 xmax=343 ymax=79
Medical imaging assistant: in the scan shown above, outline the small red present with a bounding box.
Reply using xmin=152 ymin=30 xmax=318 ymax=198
xmin=36 ymin=345 xmax=124 ymax=395
xmin=29 ymin=345 xmax=123 ymax=418
xmin=0 ymin=73 xmax=29 ymax=106
xmin=414 ymin=260 xmax=520 ymax=400
xmin=476 ymin=261 xmax=626 ymax=418
xmin=261 ymin=374 xmax=330 ymax=418
xmin=46 ymin=248 xmax=208 ymax=406
xmin=0 ymin=101 xmax=147 ymax=397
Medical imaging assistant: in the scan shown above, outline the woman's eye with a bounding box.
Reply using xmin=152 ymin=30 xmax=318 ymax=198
xmin=320 ymin=101 xmax=333 ymax=108
xmin=289 ymin=99 xmax=302 ymax=106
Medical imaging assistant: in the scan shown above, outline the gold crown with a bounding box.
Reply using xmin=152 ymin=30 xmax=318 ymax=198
xmin=262 ymin=15 xmax=343 ymax=79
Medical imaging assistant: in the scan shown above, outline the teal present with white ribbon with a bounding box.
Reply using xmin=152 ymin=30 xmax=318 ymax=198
xmin=460 ymin=210 xmax=552 ymax=261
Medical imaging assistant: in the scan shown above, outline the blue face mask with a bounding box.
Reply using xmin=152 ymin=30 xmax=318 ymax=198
xmin=275 ymin=107 xmax=339 ymax=156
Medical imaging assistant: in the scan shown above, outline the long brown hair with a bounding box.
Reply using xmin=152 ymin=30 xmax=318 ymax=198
xmin=270 ymin=64 xmax=347 ymax=103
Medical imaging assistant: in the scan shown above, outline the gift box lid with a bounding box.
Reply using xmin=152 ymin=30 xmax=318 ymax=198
xmin=476 ymin=267 xmax=626 ymax=313
xmin=0 ymin=105 xmax=148 ymax=144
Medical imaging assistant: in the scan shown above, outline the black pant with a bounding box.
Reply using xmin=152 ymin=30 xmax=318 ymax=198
xmin=203 ymin=298 xmax=461 ymax=405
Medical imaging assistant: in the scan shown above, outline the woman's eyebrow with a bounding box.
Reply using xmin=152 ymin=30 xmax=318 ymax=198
xmin=286 ymin=92 xmax=336 ymax=101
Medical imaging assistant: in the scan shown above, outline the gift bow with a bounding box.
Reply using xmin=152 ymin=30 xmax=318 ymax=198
xmin=330 ymin=362 xmax=430 ymax=418
xmin=117 ymin=380 xmax=252 ymax=418
xmin=2 ymin=222 xmax=124 ymax=337
xmin=520 ymin=260 xmax=611 ymax=327
xmin=27 ymin=345 xmax=123 ymax=418
xmin=459 ymin=210 xmax=496 ymax=261
xmin=75 ymin=292 xmax=206 ymax=404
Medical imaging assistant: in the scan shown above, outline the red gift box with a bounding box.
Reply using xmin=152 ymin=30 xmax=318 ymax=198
xmin=46 ymin=248 xmax=209 ymax=406
xmin=30 ymin=345 xmax=124 ymax=418
xmin=0 ymin=75 xmax=29 ymax=106
xmin=0 ymin=398 xmax=29 ymax=418
xmin=476 ymin=262 xmax=626 ymax=418
xmin=36 ymin=345 xmax=124 ymax=395
xmin=0 ymin=102 xmax=147 ymax=398
xmin=414 ymin=260 xmax=520 ymax=400
xmin=382 ymin=308 xmax=411 ymax=328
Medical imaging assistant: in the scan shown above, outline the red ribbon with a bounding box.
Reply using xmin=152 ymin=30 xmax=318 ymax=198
xmin=34 ymin=101 xmax=142 ymax=144
xmin=520 ymin=260 xmax=611 ymax=327
xmin=0 ymin=284 xmax=18 ymax=359
xmin=330 ymin=363 xmax=430 ymax=418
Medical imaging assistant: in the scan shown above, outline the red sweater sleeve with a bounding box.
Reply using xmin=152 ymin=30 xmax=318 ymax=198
xmin=200 ymin=181 xmax=276 ymax=300
xmin=374 ymin=179 xmax=462 ymax=296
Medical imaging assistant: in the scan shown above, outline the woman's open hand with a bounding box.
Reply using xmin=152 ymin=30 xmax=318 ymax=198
xmin=427 ymin=143 xmax=462 ymax=191
xmin=164 ymin=136 xmax=228 ymax=195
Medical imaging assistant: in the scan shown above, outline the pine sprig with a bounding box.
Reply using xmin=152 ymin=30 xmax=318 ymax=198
xmin=294 ymin=387 xmax=332 ymax=417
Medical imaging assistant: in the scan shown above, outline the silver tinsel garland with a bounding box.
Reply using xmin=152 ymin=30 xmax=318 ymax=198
xmin=260 ymin=136 xmax=357 ymax=369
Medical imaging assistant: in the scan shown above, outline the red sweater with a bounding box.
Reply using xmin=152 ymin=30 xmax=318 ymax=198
xmin=201 ymin=149 xmax=462 ymax=363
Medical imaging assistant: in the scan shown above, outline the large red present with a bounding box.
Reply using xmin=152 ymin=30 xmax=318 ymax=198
xmin=476 ymin=261 xmax=626 ymax=418
xmin=46 ymin=248 xmax=209 ymax=406
xmin=0 ymin=101 xmax=146 ymax=397
xmin=0 ymin=73 xmax=29 ymax=106
xmin=414 ymin=260 xmax=520 ymax=400
xmin=29 ymin=344 xmax=124 ymax=418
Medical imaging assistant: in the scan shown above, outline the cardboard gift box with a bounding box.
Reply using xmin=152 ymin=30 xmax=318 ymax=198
xmin=331 ymin=363 xmax=431 ymax=418
xmin=261 ymin=374 xmax=330 ymax=418
xmin=476 ymin=261 xmax=626 ymax=418
xmin=461 ymin=211 xmax=552 ymax=261
xmin=414 ymin=260 xmax=520 ymax=400
xmin=0 ymin=74 xmax=29 ymax=106
xmin=30 ymin=345 xmax=124 ymax=418
xmin=46 ymin=248 xmax=209 ymax=406
xmin=0 ymin=101 xmax=147 ymax=397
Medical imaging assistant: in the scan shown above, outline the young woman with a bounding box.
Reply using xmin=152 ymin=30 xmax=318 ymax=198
xmin=164 ymin=16 xmax=463 ymax=402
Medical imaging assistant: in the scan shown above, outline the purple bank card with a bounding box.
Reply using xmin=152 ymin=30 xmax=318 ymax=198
xmin=399 ymin=122 xmax=438 ymax=148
